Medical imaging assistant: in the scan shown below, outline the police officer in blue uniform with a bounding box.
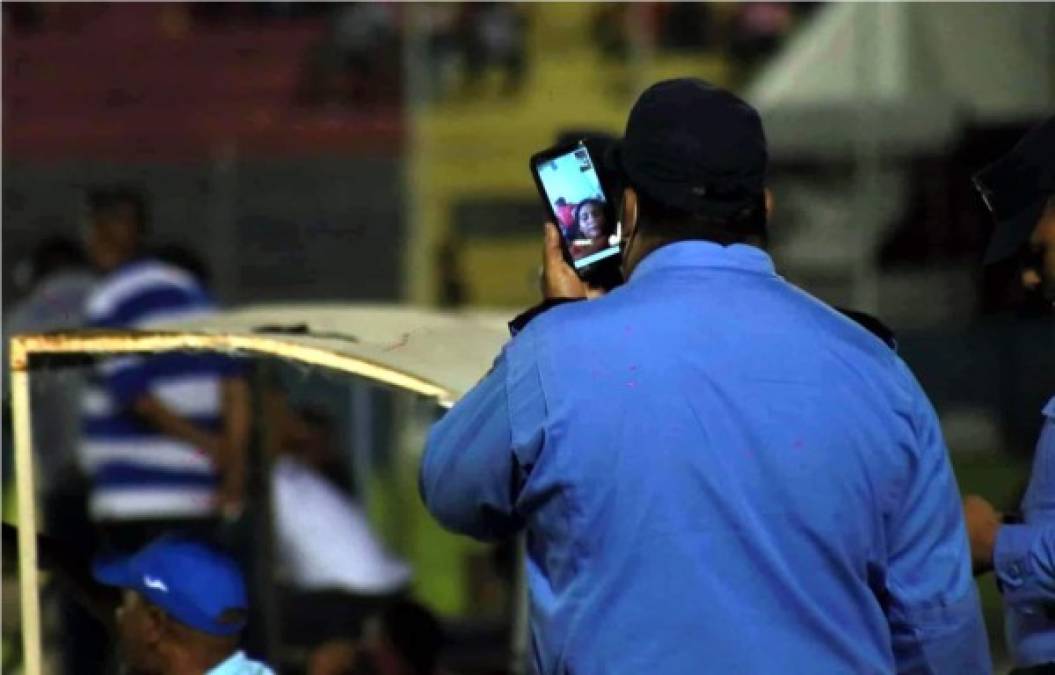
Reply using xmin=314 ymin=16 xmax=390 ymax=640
xmin=964 ymin=115 xmax=1055 ymax=674
xmin=421 ymin=78 xmax=988 ymax=675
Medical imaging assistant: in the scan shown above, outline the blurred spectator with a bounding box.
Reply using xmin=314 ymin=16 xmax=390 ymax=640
xmin=79 ymin=186 xmax=250 ymax=549
xmin=4 ymin=234 xmax=94 ymax=516
xmin=299 ymin=3 xmax=401 ymax=108
xmin=3 ymin=234 xmax=96 ymax=544
xmin=307 ymin=600 xmax=445 ymax=675
xmin=729 ymin=3 xmax=795 ymax=71
xmin=6 ymin=236 xmax=94 ymax=336
xmin=658 ymin=3 xmax=714 ymax=52
xmin=462 ymin=3 xmax=527 ymax=97
xmin=4 ymin=237 xmax=98 ymax=675
xmin=6 ymin=522 xmax=274 ymax=675
xmin=269 ymin=400 xmax=411 ymax=594
xmin=422 ymin=4 xmax=464 ymax=100
xmin=93 ymin=537 xmax=276 ymax=674
xmin=5 ymin=236 xmax=95 ymax=417
xmin=264 ymin=393 xmax=411 ymax=649
xmin=592 ymin=4 xmax=631 ymax=63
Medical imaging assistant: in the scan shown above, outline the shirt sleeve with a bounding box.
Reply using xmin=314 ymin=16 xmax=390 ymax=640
xmin=996 ymin=407 xmax=1055 ymax=609
xmin=1021 ymin=401 xmax=1055 ymax=520
xmin=995 ymin=523 xmax=1055 ymax=609
xmin=884 ymin=361 xmax=991 ymax=674
xmin=419 ymin=332 xmax=547 ymax=541
xmin=97 ymin=356 xmax=151 ymax=408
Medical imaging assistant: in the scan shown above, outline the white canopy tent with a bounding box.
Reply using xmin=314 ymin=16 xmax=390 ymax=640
xmin=741 ymin=2 xmax=1054 ymax=314
xmin=9 ymin=303 xmax=518 ymax=675
xmin=745 ymin=2 xmax=1055 ymax=159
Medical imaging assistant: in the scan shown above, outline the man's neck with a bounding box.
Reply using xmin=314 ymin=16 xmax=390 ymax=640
xmin=103 ymin=250 xmax=144 ymax=274
xmin=163 ymin=648 xmax=235 ymax=675
xmin=625 ymin=235 xmax=766 ymax=280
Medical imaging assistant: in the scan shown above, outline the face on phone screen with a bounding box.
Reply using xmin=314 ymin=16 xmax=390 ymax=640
xmin=536 ymin=147 xmax=621 ymax=270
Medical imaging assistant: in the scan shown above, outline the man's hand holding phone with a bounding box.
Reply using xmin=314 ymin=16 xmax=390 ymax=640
xmin=542 ymin=222 xmax=606 ymax=300
xmin=530 ymin=140 xmax=623 ymax=292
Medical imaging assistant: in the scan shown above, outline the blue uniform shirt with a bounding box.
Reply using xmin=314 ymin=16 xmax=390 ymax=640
xmin=998 ymin=396 xmax=1055 ymax=667
xmin=421 ymin=242 xmax=989 ymax=674
xmin=206 ymin=651 xmax=274 ymax=675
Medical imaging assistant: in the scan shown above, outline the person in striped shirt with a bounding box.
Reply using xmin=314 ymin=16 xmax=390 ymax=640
xmin=80 ymin=187 xmax=249 ymax=552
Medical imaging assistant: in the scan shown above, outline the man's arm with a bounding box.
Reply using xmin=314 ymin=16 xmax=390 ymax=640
xmin=966 ymin=494 xmax=1055 ymax=609
xmin=420 ymin=353 xmax=520 ymax=541
xmin=884 ymin=365 xmax=990 ymax=673
xmin=994 ymin=522 xmax=1055 ymax=609
xmin=217 ymin=376 xmax=250 ymax=514
xmin=133 ymin=375 xmax=250 ymax=515
xmin=420 ymin=225 xmax=574 ymax=539
xmin=132 ymin=393 xmax=225 ymax=455
xmin=967 ymin=413 xmax=1055 ymax=610
xmin=420 ymin=334 xmax=546 ymax=541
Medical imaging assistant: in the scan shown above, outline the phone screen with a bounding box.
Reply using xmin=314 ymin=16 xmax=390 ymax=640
xmin=534 ymin=146 xmax=621 ymax=271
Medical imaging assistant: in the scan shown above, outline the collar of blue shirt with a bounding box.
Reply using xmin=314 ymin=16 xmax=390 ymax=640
xmin=630 ymin=240 xmax=777 ymax=283
xmin=206 ymin=650 xmax=276 ymax=675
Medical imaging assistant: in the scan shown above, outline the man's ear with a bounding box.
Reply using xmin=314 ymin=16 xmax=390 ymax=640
xmin=621 ymin=186 xmax=639 ymax=240
xmin=764 ymin=188 xmax=774 ymax=221
xmin=143 ymin=604 xmax=166 ymax=645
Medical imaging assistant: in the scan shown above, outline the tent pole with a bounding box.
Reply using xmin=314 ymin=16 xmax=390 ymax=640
xmin=852 ymin=2 xmax=882 ymax=314
xmin=10 ymin=339 xmax=43 ymax=675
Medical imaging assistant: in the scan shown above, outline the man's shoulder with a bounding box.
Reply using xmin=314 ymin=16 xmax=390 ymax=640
xmin=87 ymin=258 xmax=210 ymax=323
xmin=514 ymin=290 xmax=634 ymax=345
xmin=778 ymin=283 xmax=900 ymax=359
xmin=833 ymin=308 xmax=898 ymax=351
xmin=94 ymin=258 xmax=197 ymax=294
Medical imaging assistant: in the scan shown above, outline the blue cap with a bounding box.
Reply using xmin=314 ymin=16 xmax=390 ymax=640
xmin=93 ymin=538 xmax=248 ymax=637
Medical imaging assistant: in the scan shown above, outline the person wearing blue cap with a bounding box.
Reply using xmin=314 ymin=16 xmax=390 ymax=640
xmin=421 ymin=78 xmax=989 ymax=674
xmin=2 ymin=524 xmax=273 ymax=674
xmin=963 ymin=115 xmax=1055 ymax=674
xmin=91 ymin=537 xmax=274 ymax=675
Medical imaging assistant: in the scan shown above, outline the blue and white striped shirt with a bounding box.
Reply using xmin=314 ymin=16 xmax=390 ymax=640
xmin=80 ymin=258 xmax=241 ymax=521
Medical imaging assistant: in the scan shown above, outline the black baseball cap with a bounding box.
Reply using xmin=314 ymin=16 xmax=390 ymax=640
xmin=973 ymin=115 xmax=1055 ymax=264
xmin=608 ymin=78 xmax=768 ymax=218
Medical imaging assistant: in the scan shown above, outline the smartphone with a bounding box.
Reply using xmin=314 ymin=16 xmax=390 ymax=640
xmin=530 ymin=141 xmax=623 ymax=285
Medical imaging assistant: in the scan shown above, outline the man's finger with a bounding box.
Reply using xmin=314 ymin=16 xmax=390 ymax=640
xmin=543 ymin=222 xmax=563 ymax=262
